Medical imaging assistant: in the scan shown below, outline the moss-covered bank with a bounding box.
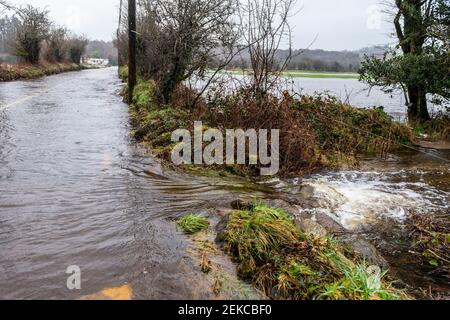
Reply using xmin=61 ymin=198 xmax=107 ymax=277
xmin=0 ymin=63 xmax=94 ymax=82
xmin=121 ymin=69 xmax=413 ymax=177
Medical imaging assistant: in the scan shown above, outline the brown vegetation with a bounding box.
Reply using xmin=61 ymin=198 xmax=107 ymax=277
xmin=125 ymin=72 xmax=413 ymax=177
xmin=407 ymin=213 xmax=450 ymax=279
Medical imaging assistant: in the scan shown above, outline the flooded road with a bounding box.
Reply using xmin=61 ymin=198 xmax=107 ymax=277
xmin=0 ymin=68 xmax=262 ymax=299
xmin=0 ymin=67 xmax=448 ymax=299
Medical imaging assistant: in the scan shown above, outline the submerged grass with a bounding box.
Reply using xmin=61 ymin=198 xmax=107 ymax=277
xmin=412 ymin=116 xmax=450 ymax=142
xmin=177 ymin=214 xmax=210 ymax=235
xmin=407 ymin=213 xmax=450 ymax=277
xmin=219 ymin=203 xmax=410 ymax=300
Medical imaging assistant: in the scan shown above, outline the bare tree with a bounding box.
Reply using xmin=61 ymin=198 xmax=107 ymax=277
xmin=136 ymin=0 xmax=239 ymax=103
xmin=0 ymin=0 xmax=16 ymax=14
xmin=66 ymin=34 xmax=88 ymax=64
xmin=0 ymin=15 xmax=17 ymax=56
xmin=45 ymin=26 xmax=68 ymax=63
xmin=1 ymin=0 xmax=18 ymax=61
xmin=114 ymin=0 xmax=129 ymax=68
xmin=238 ymin=0 xmax=298 ymax=99
xmin=14 ymin=5 xmax=51 ymax=64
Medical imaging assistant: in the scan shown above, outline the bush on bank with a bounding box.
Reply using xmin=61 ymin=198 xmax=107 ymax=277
xmin=124 ymin=76 xmax=413 ymax=177
xmin=177 ymin=214 xmax=210 ymax=235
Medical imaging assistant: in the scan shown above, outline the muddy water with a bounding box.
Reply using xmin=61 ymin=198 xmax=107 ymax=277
xmin=0 ymin=68 xmax=266 ymax=299
xmin=279 ymin=149 xmax=449 ymax=293
xmin=0 ymin=67 xmax=448 ymax=300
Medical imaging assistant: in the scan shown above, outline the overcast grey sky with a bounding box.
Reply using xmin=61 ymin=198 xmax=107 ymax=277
xmin=10 ymin=0 xmax=395 ymax=51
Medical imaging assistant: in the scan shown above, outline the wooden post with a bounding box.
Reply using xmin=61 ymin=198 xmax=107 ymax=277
xmin=117 ymin=0 xmax=123 ymax=71
xmin=128 ymin=0 xmax=137 ymax=104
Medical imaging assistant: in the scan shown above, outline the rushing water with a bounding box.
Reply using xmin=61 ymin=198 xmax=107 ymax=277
xmin=0 ymin=67 xmax=448 ymax=299
xmin=0 ymin=68 xmax=266 ymax=299
xmin=277 ymin=150 xmax=450 ymax=292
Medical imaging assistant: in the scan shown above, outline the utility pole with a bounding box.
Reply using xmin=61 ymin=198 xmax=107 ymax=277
xmin=128 ymin=0 xmax=137 ymax=104
xmin=117 ymin=0 xmax=123 ymax=70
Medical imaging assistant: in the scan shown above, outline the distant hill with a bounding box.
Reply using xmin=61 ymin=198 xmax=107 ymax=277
xmin=356 ymin=45 xmax=392 ymax=58
xmin=227 ymin=45 xmax=391 ymax=73
xmin=86 ymin=41 xmax=390 ymax=72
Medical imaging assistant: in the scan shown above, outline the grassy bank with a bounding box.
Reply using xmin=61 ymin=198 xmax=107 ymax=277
xmin=122 ymin=68 xmax=413 ymax=177
xmin=178 ymin=203 xmax=410 ymax=300
xmin=0 ymin=63 xmax=93 ymax=82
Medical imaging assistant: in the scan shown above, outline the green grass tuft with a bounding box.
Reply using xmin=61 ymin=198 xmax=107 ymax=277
xmin=220 ymin=203 xmax=410 ymax=300
xmin=177 ymin=214 xmax=210 ymax=235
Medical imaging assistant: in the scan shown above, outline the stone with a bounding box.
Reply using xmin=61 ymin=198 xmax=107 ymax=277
xmin=266 ymin=199 xmax=300 ymax=217
xmin=338 ymin=235 xmax=390 ymax=270
xmin=296 ymin=183 xmax=348 ymax=209
xmin=295 ymin=218 xmax=328 ymax=238
xmin=215 ymin=214 xmax=230 ymax=246
xmin=314 ymin=212 xmax=347 ymax=235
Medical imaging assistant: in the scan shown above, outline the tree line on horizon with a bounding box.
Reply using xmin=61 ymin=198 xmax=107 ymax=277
xmin=0 ymin=1 xmax=88 ymax=65
xmin=225 ymin=46 xmax=391 ymax=73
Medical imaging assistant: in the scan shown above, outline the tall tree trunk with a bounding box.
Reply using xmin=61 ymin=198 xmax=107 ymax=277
xmin=407 ymin=85 xmax=430 ymax=123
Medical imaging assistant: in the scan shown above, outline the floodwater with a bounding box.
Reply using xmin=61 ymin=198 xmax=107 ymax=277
xmin=288 ymin=77 xmax=442 ymax=121
xmin=0 ymin=67 xmax=448 ymax=299
xmin=279 ymin=149 xmax=449 ymax=292
xmin=0 ymin=67 xmax=264 ymax=299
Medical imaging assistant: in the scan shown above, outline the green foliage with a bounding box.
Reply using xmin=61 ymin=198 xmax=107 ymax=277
xmin=128 ymin=79 xmax=413 ymax=175
xmin=220 ymin=203 xmax=410 ymax=300
xmin=293 ymin=94 xmax=413 ymax=160
xmin=132 ymin=80 xmax=154 ymax=110
xmin=359 ymin=0 xmax=450 ymax=122
xmin=360 ymin=50 xmax=450 ymax=103
xmin=177 ymin=214 xmax=209 ymax=235
xmin=129 ymin=80 xmax=192 ymax=159
xmin=14 ymin=5 xmax=51 ymax=64
xmin=412 ymin=115 xmax=450 ymax=141
xmin=221 ymin=203 xmax=301 ymax=276
xmin=119 ymin=66 xmax=129 ymax=81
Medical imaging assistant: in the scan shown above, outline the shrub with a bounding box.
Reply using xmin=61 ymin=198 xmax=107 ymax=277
xmin=177 ymin=214 xmax=209 ymax=235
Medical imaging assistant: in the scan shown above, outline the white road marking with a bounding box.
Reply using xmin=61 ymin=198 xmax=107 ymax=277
xmin=0 ymin=84 xmax=63 ymax=111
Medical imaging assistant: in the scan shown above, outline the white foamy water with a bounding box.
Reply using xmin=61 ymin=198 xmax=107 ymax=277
xmin=293 ymin=171 xmax=449 ymax=230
